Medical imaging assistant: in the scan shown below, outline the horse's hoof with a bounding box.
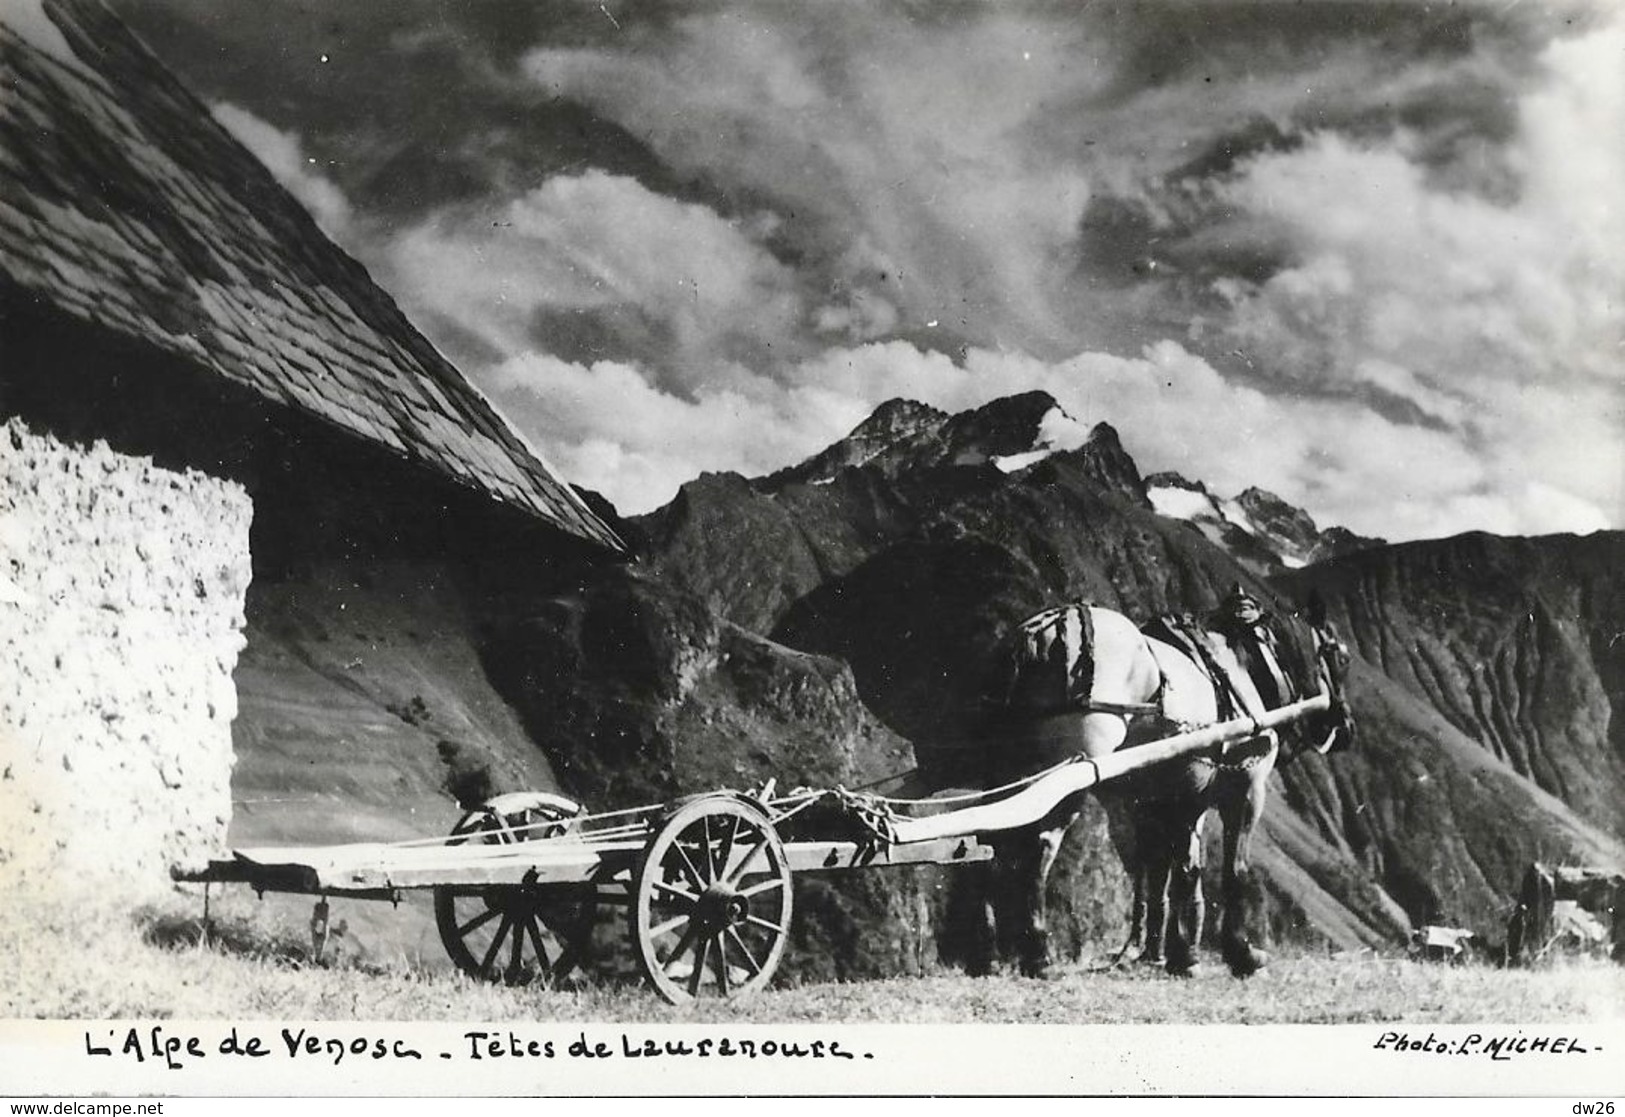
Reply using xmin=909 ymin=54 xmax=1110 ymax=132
xmin=963 ymin=954 xmax=996 ymax=978
xmin=1020 ymin=952 xmax=1065 ymax=980
xmin=1225 ymin=945 xmax=1269 ymax=978
xmin=1165 ymin=953 xmax=1200 ymax=978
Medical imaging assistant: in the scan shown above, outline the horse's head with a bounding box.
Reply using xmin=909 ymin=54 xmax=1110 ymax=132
xmin=1305 ymin=600 xmax=1357 ymax=756
xmin=1215 ymin=586 xmax=1356 ymax=759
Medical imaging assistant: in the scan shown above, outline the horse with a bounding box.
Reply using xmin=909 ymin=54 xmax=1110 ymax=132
xmin=973 ymin=588 xmax=1355 ymax=978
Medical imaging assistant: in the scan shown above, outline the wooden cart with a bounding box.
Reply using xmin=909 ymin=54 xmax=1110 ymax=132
xmin=178 ymin=694 xmax=1328 ymax=1003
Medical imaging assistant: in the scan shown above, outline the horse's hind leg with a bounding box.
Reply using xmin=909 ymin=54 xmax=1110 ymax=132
xmin=999 ymin=818 xmax=1072 ymax=978
xmin=944 ymin=860 xmax=999 ymax=977
xmin=1030 ymin=821 xmax=1071 ymax=975
xmin=1131 ymin=811 xmax=1171 ymax=965
xmin=1078 ymin=711 xmax=1128 ymax=759
xmin=1218 ymin=774 xmax=1270 ymax=977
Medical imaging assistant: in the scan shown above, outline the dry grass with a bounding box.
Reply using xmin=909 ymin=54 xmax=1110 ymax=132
xmin=4 ymin=886 xmax=1621 ymax=1024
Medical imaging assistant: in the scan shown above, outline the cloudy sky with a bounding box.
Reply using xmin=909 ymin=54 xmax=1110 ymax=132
xmin=116 ymin=0 xmax=1622 ymax=540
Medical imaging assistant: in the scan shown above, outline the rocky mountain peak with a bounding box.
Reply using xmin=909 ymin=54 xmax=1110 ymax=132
xmin=1143 ymin=473 xmax=1380 ymax=571
xmin=1235 ymin=485 xmax=1323 ymax=560
xmin=759 ymin=399 xmax=948 ymax=490
xmin=849 ymin=397 xmax=949 ymax=444
xmin=1086 ymin=420 xmax=1126 ymax=451
xmin=1233 ymin=486 xmax=1386 ymax=564
xmin=942 ymin=391 xmax=1062 ymax=452
xmin=1318 ymin=525 xmax=1386 ymax=559
xmin=1144 ymin=470 xmax=1207 ymax=494
xmin=762 ymin=391 xmax=1096 ymax=490
xmin=1065 ymin=421 xmax=1148 ymax=505
xmin=936 ymin=391 xmax=1084 ymax=471
xmin=750 ymin=394 xmax=1380 ymax=569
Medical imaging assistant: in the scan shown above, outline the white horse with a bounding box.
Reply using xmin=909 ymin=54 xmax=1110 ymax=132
xmin=975 ymin=591 xmax=1355 ymax=977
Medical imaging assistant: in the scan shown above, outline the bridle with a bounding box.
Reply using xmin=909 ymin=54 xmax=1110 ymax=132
xmin=1299 ymin=623 xmax=1354 ymax=758
xmin=1311 ymin=625 xmax=1351 ymax=705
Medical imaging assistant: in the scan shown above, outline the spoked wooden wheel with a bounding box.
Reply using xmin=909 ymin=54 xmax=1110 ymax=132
xmin=434 ymin=795 xmax=592 ymax=987
xmin=632 ymin=795 xmax=794 ymax=1004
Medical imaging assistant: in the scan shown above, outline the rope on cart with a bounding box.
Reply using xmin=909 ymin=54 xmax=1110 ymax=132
xmin=860 ymin=753 xmax=1080 ymax=809
xmin=763 ymin=792 xmax=828 ymax=825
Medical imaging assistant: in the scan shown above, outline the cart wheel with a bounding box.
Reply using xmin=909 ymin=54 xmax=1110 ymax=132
xmin=434 ymin=797 xmax=592 ymax=987
xmin=631 ymin=795 xmax=793 ymax=1004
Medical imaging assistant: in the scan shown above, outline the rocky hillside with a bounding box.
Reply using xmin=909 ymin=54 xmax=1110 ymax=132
xmin=1285 ymin=532 xmax=1625 ymax=840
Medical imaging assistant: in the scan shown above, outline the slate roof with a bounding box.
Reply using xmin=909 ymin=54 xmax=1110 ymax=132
xmin=0 ymin=0 xmax=624 ymax=553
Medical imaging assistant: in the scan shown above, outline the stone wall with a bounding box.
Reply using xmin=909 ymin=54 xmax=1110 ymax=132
xmin=0 ymin=417 xmax=251 ymax=894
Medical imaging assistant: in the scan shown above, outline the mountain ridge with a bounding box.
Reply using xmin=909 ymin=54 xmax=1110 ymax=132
xmin=1144 ymin=470 xmax=1385 ymax=571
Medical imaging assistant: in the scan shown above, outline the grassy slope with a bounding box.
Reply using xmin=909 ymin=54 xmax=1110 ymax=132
xmin=233 ymin=562 xmax=561 ymax=848
xmin=6 ymin=889 xmax=1620 ymax=1025
xmin=224 ymin=564 xmax=568 ymax=972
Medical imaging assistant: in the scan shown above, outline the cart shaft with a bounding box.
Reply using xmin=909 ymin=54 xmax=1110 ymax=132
xmin=889 ymin=693 xmax=1331 ymax=844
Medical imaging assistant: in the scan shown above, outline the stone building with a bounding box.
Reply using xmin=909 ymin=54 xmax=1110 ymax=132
xmin=0 ymin=0 xmax=624 ymax=894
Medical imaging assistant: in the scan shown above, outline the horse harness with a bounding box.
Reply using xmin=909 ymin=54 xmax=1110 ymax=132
xmin=1139 ymin=613 xmax=1297 ymax=770
xmin=989 ymin=601 xmax=1331 ymax=768
xmin=991 ymin=602 xmax=1278 ymax=719
xmin=1142 ymin=615 xmax=1252 ymax=722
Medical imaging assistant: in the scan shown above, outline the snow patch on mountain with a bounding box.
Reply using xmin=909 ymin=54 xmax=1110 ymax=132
xmin=1146 ymin=472 xmax=1358 ymax=570
xmin=1148 ymin=483 xmax=1219 ymax=522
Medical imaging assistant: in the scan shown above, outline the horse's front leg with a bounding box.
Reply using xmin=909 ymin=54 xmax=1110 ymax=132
xmin=1146 ymin=807 xmax=1205 ymax=976
xmin=1165 ymin=819 xmax=1206 ymax=974
xmin=1218 ymin=772 xmax=1270 ymax=977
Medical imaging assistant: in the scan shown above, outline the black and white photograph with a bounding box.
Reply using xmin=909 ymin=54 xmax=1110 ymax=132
xmin=0 ymin=0 xmax=1621 ymax=1100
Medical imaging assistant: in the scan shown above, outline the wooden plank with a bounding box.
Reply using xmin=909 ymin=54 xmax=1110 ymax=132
xmin=784 ymin=836 xmax=993 ymax=872
xmin=889 ymin=693 xmax=1331 ymax=845
xmin=177 ymin=829 xmax=995 ymax=898
xmin=178 ymin=837 xmax=644 ymax=895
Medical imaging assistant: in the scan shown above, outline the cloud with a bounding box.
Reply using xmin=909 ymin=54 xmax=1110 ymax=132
xmin=1196 ymin=16 xmax=1625 ymax=536
xmin=176 ymin=3 xmax=1619 ymax=541
xmin=209 ymin=103 xmax=353 ymax=239
xmin=521 ymin=8 xmax=1098 ymax=355
xmin=385 ymin=171 xmax=805 ymax=390
xmin=476 ymin=9 xmax=1623 ymax=537
xmin=485 ymin=351 xmax=870 ymax=510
